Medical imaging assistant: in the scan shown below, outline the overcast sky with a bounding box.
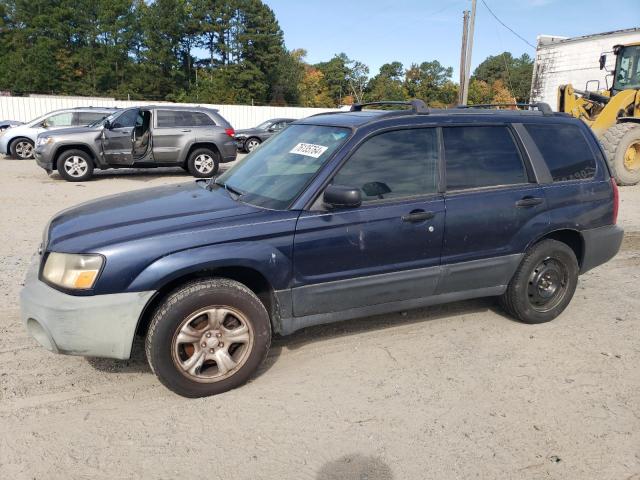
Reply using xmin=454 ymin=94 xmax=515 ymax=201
xmin=265 ymin=0 xmax=640 ymax=78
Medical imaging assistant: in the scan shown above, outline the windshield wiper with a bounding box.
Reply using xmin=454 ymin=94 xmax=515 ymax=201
xmin=212 ymin=178 xmax=244 ymax=198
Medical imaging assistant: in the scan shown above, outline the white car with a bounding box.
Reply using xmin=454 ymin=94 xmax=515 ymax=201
xmin=0 ymin=107 xmax=116 ymax=159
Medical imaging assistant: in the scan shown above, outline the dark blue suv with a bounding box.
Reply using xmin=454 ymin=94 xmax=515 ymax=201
xmin=20 ymin=100 xmax=623 ymax=397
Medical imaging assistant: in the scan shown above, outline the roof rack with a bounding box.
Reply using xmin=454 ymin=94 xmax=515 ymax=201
xmin=350 ymin=99 xmax=430 ymax=114
xmin=456 ymin=102 xmax=553 ymax=116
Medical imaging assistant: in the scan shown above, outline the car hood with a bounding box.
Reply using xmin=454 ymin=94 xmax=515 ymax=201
xmin=41 ymin=125 xmax=101 ymax=138
xmin=234 ymin=128 xmax=264 ymax=137
xmin=46 ymin=182 xmax=260 ymax=252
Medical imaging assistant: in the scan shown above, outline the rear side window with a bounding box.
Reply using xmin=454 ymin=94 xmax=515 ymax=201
xmin=524 ymin=123 xmax=597 ymax=181
xmin=333 ymin=128 xmax=439 ymax=201
xmin=443 ymin=126 xmax=526 ymax=190
xmin=157 ymin=110 xmax=216 ymax=127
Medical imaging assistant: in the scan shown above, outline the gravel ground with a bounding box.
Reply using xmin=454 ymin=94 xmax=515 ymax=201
xmin=0 ymin=156 xmax=639 ymax=480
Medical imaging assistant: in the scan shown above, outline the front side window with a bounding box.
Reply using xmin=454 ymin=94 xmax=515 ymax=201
xmin=46 ymin=112 xmax=73 ymax=127
xmin=111 ymin=109 xmax=139 ymax=129
xmin=443 ymin=126 xmax=526 ymax=190
xmin=524 ymin=123 xmax=597 ymax=181
xmin=332 ymin=128 xmax=439 ymax=201
xmin=216 ymin=124 xmax=351 ymax=209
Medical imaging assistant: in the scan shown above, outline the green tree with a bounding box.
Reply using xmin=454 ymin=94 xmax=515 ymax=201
xmin=404 ymin=60 xmax=456 ymax=105
xmin=366 ymin=62 xmax=406 ymax=102
xmin=472 ymin=52 xmax=533 ymax=103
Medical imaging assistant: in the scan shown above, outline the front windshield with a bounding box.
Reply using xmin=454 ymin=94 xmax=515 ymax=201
xmin=26 ymin=113 xmax=51 ymax=127
xmin=216 ymin=124 xmax=351 ymax=209
xmin=613 ymin=45 xmax=640 ymax=91
xmin=255 ymin=120 xmax=272 ymax=130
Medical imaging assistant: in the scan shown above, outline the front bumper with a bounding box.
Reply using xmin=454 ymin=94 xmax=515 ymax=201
xmin=0 ymin=135 xmax=9 ymax=155
xmin=20 ymin=256 xmax=155 ymax=359
xmin=34 ymin=145 xmax=54 ymax=171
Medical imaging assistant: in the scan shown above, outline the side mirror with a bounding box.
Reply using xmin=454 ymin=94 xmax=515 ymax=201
xmin=323 ymin=185 xmax=361 ymax=209
xmin=599 ymin=54 xmax=606 ymax=70
xmin=103 ymin=120 xmax=111 ymax=130
xmin=267 ymin=127 xmax=276 ymax=132
xmin=41 ymin=120 xmax=49 ymax=128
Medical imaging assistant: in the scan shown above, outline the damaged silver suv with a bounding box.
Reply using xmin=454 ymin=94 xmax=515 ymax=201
xmin=34 ymin=105 xmax=237 ymax=181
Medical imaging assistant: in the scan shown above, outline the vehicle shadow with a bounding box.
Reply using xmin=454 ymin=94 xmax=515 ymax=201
xmin=316 ymin=454 xmax=393 ymax=480
xmin=257 ymin=297 xmax=500 ymax=377
xmin=87 ymin=298 xmax=503 ymax=377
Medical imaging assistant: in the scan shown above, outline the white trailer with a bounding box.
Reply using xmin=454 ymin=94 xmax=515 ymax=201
xmin=530 ymin=28 xmax=640 ymax=110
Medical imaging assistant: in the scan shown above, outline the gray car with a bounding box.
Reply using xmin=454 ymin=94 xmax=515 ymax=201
xmin=34 ymin=106 xmax=237 ymax=181
xmin=235 ymin=118 xmax=295 ymax=152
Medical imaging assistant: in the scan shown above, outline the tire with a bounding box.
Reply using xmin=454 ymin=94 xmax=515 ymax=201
xmin=499 ymin=239 xmax=579 ymax=324
xmin=145 ymin=278 xmax=271 ymax=398
xmin=244 ymin=137 xmax=261 ymax=153
xmin=9 ymin=137 xmax=34 ymax=159
xmin=57 ymin=149 xmax=94 ymax=182
xmin=186 ymin=148 xmax=219 ymax=178
xmin=601 ymin=123 xmax=640 ymax=186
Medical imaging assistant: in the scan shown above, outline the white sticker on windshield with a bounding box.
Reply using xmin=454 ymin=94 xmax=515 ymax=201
xmin=289 ymin=143 xmax=328 ymax=158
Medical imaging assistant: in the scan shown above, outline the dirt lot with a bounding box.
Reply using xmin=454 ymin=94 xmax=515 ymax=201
xmin=0 ymin=156 xmax=638 ymax=480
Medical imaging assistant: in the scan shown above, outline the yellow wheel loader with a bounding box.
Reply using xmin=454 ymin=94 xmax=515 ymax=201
xmin=558 ymin=43 xmax=640 ymax=185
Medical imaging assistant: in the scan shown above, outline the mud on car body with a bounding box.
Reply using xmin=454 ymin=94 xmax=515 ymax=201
xmin=21 ymin=100 xmax=623 ymax=397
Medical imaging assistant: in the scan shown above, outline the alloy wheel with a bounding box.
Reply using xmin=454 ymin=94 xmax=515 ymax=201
xmin=63 ymin=155 xmax=89 ymax=178
xmin=246 ymin=139 xmax=260 ymax=152
xmin=15 ymin=141 xmax=33 ymax=159
xmin=171 ymin=306 xmax=254 ymax=383
xmin=193 ymin=154 xmax=215 ymax=175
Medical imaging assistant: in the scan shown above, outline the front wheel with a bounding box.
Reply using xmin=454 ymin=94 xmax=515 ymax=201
xmin=145 ymin=278 xmax=271 ymax=397
xmin=187 ymin=148 xmax=219 ymax=178
xmin=499 ymin=239 xmax=578 ymax=324
xmin=57 ymin=150 xmax=94 ymax=182
xmin=10 ymin=137 xmax=34 ymax=159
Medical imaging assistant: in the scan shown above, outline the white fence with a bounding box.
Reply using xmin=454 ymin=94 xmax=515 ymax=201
xmin=0 ymin=95 xmax=338 ymax=129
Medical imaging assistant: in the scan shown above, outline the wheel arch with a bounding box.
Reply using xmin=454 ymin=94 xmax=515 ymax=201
xmin=182 ymin=142 xmax=221 ymax=166
xmin=526 ymin=228 xmax=584 ymax=269
xmin=134 ymin=265 xmax=279 ymax=340
xmin=52 ymin=144 xmax=98 ymax=171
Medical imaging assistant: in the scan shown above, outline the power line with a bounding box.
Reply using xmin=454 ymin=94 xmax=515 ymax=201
xmin=480 ymin=0 xmax=536 ymax=50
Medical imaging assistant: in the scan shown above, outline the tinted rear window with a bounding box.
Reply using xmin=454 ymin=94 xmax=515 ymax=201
xmin=524 ymin=123 xmax=597 ymax=181
xmin=443 ymin=126 xmax=526 ymax=190
xmin=157 ymin=110 xmax=215 ymax=127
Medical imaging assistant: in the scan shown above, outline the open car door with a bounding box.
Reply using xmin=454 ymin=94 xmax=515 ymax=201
xmin=102 ymin=109 xmax=138 ymax=166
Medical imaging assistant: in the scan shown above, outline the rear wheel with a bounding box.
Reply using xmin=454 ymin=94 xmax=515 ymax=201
xmin=500 ymin=239 xmax=578 ymax=324
xmin=57 ymin=150 xmax=94 ymax=182
xmin=601 ymin=123 xmax=640 ymax=186
xmin=187 ymin=148 xmax=219 ymax=178
xmin=10 ymin=137 xmax=34 ymax=159
xmin=145 ymin=278 xmax=271 ymax=397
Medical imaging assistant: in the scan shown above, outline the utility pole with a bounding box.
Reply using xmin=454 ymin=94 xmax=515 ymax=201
xmin=462 ymin=0 xmax=477 ymax=105
xmin=458 ymin=10 xmax=470 ymax=104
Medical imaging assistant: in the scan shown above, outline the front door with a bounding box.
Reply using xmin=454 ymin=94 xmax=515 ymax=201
xmin=102 ymin=109 xmax=139 ymax=165
xmin=292 ymin=127 xmax=444 ymax=317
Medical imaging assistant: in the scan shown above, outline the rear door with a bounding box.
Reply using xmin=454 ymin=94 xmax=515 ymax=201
xmin=292 ymin=127 xmax=445 ymax=317
xmin=101 ymin=109 xmax=139 ymax=165
xmin=438 ymin=124 xmax=548 ymax=295
xmin=152 ymin=109 xmax=201 ymax=163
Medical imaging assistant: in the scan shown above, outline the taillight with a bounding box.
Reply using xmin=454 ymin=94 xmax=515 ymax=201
xmin=611 ymin=177 xmax=619 ymax=224
xmin=225 ymin=128 xmax=235 ymax=137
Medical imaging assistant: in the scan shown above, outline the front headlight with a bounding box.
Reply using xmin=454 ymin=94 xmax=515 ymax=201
xmin=42 ymin=253 xmax=104 ymax=290
xmin=36 ymin=136 xmax=54 ymax=146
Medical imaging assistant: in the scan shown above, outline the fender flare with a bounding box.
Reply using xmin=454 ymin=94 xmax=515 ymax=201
xmin=126 ymin=241 xmax=292 ymax=293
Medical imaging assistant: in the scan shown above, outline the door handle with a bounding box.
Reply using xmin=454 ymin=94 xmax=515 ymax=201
xmin=515 ymin=197 xmax=544 ymax=208
xmin=181 ymin=129 xmax=192 ymax=132
xmin=401 ymin=210 xmax=435 ymax=222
